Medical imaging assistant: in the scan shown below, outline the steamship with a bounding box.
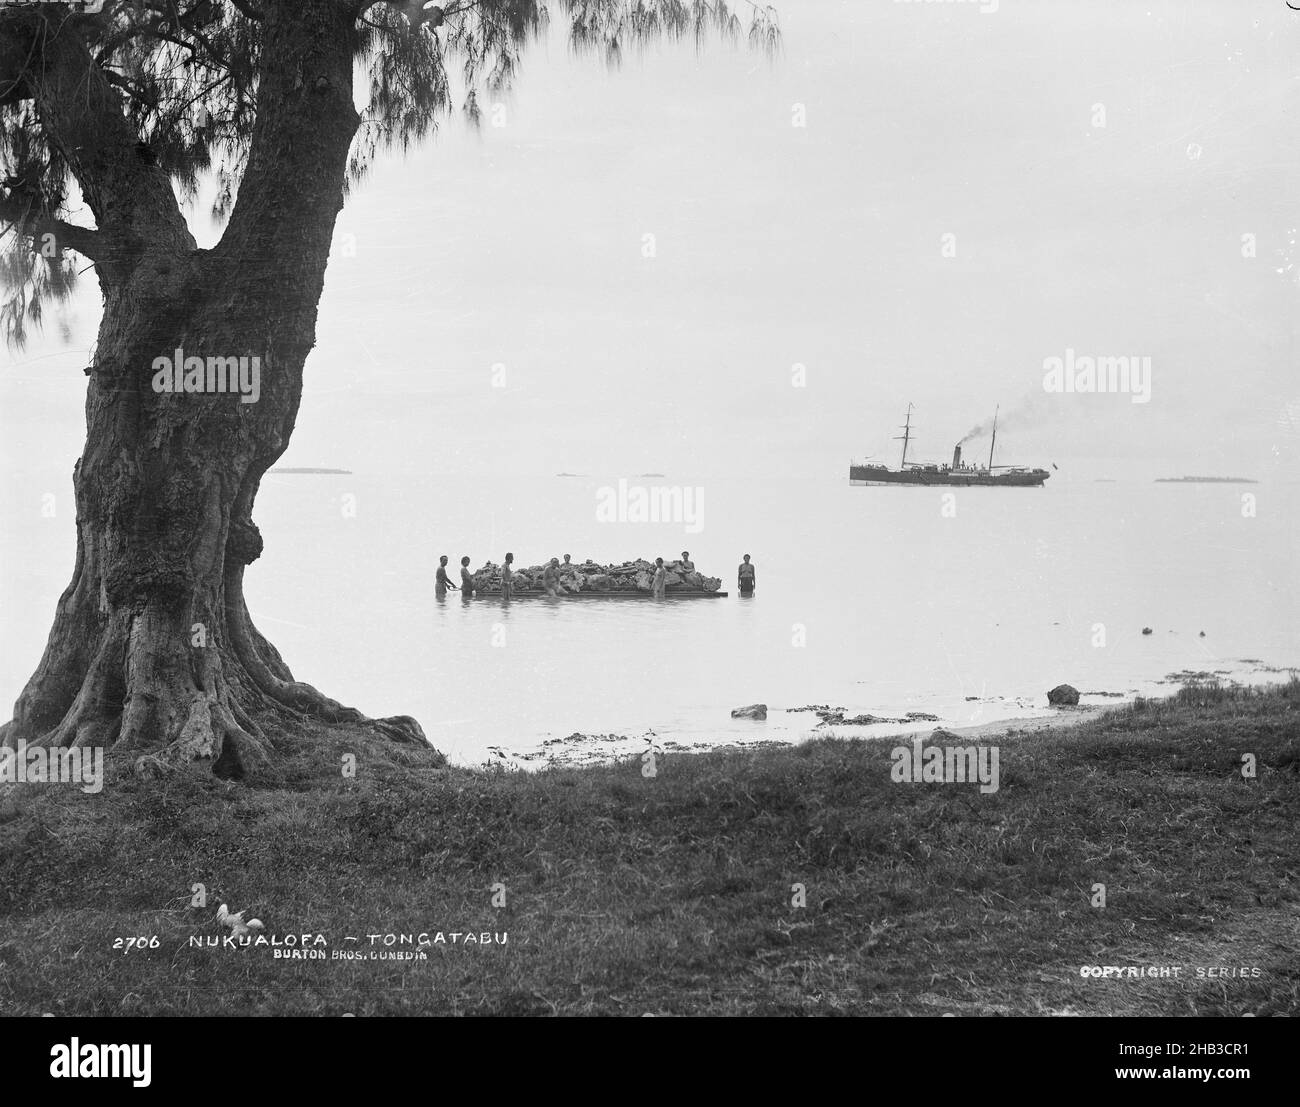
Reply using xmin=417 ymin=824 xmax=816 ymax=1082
xmin=849 ymin=405 xmax=1051 ymax=487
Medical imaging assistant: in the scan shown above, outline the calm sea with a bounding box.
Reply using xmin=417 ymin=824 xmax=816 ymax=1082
xmin=3 ymin=472 xmax=1297 ymax=766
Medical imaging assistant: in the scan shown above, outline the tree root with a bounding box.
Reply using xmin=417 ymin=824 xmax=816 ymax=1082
xmin=2 ymin=533 xmax=440 ymax=782
xmin=131 ymin=694 xmax=271 ymax=781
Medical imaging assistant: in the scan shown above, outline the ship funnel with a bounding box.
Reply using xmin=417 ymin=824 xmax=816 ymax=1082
xmin=952 ymin=444 xmax=962 ymax=469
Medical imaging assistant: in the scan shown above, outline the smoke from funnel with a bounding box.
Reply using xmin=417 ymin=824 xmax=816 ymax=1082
xmin=959 ymin=416 xmax=995 ymax=446
xmin=959 ymin=390 xmax=1055 ymax=445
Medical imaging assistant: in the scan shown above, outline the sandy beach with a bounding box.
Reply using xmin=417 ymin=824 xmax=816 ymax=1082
xmin=525 ymin=701 xmax=1120 ymax=770
xmin=907 ymin=704 xmax=1110 ymax=743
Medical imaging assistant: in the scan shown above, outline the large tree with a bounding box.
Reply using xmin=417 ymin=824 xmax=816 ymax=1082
xmin=0 ymin=0 xmax=778 ymax=778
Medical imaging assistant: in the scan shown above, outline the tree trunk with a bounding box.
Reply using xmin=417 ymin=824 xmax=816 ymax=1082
xmin=1 ymin=1 xmax=437 ymax=778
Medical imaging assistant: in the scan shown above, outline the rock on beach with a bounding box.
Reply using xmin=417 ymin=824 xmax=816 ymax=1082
xmin=1047 ymin=683 xmax=1080 ymax=706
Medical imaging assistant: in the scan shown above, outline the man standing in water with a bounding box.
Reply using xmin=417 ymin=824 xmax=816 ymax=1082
xmin=652 ymin=557 xmax=667 ymax=599
xmin=502 ymin=552 xmax=515 ymax=600
xmin=738 ymin=554 xmax=755 ymax=595
xmin=435 ymin=554 xmax=454 ymax=598
xmin=543 ymin=557 xmax=561 ymax=597
xmin=460 ymin=556 xmax=475 ymax=599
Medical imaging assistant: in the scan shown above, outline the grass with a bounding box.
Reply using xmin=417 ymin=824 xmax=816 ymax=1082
xmin=0 ymin=680 xmax=1297 ymax=1016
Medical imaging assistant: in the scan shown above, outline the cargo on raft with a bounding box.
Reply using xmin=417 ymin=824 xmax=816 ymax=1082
xmin=469 ymin=558 xmax=726 ymax=597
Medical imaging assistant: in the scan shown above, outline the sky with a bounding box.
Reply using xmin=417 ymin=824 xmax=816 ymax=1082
xmin=2 ymin=0 xmax=1298 ymax=483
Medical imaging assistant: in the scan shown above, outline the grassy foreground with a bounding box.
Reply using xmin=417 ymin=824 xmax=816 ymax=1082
xmin=1 ymin=681 xmax=1297 ymax=1016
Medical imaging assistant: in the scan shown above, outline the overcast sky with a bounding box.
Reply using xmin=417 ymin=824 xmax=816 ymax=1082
xmin=3 ymin=0 xmax=1297 ymax=481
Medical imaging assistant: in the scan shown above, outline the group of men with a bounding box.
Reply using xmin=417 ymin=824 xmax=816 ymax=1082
xmin=434 ymin=550 xmax=756 ymax=599
xmin=435 ymin=552 xmax=565 ymax=600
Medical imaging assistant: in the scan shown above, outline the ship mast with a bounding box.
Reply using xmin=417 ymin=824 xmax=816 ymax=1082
xmin=895 ymin=403 xmax=914 ymax=469
xmin=987 ymin=404 xmax=999 ymax=470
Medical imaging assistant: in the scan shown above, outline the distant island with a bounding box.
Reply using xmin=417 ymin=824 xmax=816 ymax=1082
xmin=636 ymin=473 xmax=666 ymax=478
xmin=270 ymin=467 xmax=353 ymax=475
xmin=1155 ymin=476 xmax=1257 ymax=484
xmin=556 ymin=472 xmax=589 ymax=478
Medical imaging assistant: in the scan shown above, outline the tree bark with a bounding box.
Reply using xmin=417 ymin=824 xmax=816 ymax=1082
xmin=1 ymin=1 xmax=438 ymax=778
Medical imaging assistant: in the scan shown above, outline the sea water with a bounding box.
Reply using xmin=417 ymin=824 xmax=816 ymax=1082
xmin=5 ymin=470 xmax=1295 ymax=767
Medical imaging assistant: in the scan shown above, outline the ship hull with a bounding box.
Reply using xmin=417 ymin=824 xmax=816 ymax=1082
xmin=849 ymin=466 xmax=1049 ymax=487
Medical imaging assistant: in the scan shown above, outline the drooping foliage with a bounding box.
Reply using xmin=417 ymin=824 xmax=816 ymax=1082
xmin=0 ymin=0 xmax=779 ymax=346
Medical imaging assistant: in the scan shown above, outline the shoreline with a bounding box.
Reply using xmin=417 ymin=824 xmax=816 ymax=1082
xmin=474 ymin=664 xmax=1299 ymax=770
xmin=523 ymin=701 xmax=1122 ymax=770
xmin=865 ymin=704 xmax=1110 ymax=744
